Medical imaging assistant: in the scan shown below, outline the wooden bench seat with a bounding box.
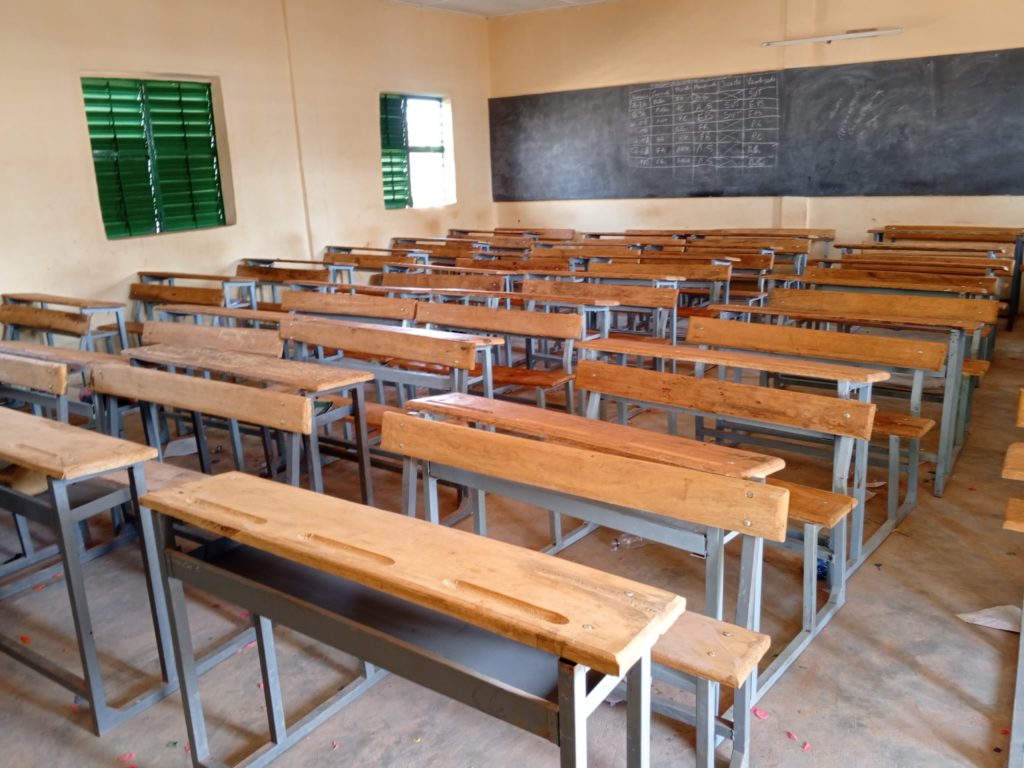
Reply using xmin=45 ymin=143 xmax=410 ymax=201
xmin=962 ymin=358 xmax=990 ymax=377
xmin=653 ymin=612 xmax=768 ymax=690
xmin=872 ymin=411 xmax=936 ymax=440
xmin=767 ymin=478 xmax=856 ymax=529
xmin=1005 ymin=497 xmax=1024 ymax=533
xmin=97 ymin=320 xmax=144 ymax=337
xmin=1004 ymin=443 xmax=1024 ymax=482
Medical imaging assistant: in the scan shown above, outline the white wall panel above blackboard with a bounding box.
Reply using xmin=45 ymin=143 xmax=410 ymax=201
xmin=488 ymin=47 xmax=1024 ymax=200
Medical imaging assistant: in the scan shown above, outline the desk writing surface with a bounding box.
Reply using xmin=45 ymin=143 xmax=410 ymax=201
xmin=289 ymin=317 xmax=503 ymax=347
xmin=577 ymin=338 xmax=890 ymax=384
xmin=1005 ymin=444 xmax=1024 ymax=482
xmin=0 ymin=408 xmax=155 ymax=480
xmin=408 ymin=392 xmax=783 ymax=479
xmin=0 ymin=340 xmax=126 ymax=367
xmin=142 ymin=471 xmax=685 ymax=677
xmin=2 ymin=293 xmax=125 ymax=310
xmin=138 ymin=272 xmax=245 ymax=282
xmin=125 ymin=344 xmax=373 ymax=394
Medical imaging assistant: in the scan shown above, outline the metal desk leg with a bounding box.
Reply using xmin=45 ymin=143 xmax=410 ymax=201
xmin=934 ymin=329 xmax=965 ymax=497
xmin=558 ymin=660 xmax=588 ymax=767
xmin=351 ymin=385 xmax=374 ymax=506
xmin=626 ymin=651 xmax=652 ymax=768
xmin=51 ymin=479 xmax=109 ymax=734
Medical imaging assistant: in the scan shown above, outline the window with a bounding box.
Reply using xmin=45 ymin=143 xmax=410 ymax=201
xmin=379 ymin=93 xmax=454 ymax=209
xmin=81 ymin=77 xmax=227 ymax=239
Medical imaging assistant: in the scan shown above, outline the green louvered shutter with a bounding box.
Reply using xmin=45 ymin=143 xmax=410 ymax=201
xmin=83 ymin=78 xmax=158 ymax=238
xmin=380 ymin=94 xmax=411 ymax=210
xmin=145 ymin=80 xmax=226 ymax=233
xmin=82 ymin=77 xmax=226 ymax=239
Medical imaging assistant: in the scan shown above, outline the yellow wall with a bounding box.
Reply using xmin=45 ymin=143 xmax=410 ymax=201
xmin=487 ymin=0 xmax=1024 ymax=239
xmin=0 ymin=0 xmax=493 ymax=301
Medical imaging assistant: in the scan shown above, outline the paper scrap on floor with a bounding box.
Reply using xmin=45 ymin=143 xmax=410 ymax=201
xmin=163 ymin=438 xmax=199 ymax=458
xmin=956 ymin=604 xmax=1022 ymax=633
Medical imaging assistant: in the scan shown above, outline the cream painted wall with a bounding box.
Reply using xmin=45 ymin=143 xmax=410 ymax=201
xmin=285 ymin=0 xmax=495 ymax=253
xmin=0 ymin=0 xmax=495 ymax=301
xmin=486 ymin=0 xmax=1024 ymax=240
xmin=0 ymin=0 xmax=309 ymax=301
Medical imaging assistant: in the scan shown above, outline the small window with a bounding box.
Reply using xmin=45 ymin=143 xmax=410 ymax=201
xmin=82 ymin=77 xmax=228 ymax=239
xmin=379 ymin=93 xmax=455 ymax=209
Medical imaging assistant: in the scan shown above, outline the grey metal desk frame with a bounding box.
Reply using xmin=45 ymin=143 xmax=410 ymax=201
xmin=149 ymin=508 xmax=653 ymax=768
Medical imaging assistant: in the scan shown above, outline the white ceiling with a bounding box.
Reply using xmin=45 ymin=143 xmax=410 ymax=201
xmin=391 ymin=0 xmax=610 ymax=19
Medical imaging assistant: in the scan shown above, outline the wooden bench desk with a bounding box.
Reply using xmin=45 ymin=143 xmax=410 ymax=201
xmin=0 ymin=409 xmax=175 ymax=735
xmin=241 ymin=257 xmax=356 ymax=284
xmin=2 ymin=293 xmax=128 ymax=352
xmin=120 ymin=345 xmax=375 ymax=503
xmin=138 ymin=271 xmax=259 ymax=310
xmin=382 ymin=410 xmax=780 ymax=761
xmin=144 ymin=471 xmax=684 ymax=767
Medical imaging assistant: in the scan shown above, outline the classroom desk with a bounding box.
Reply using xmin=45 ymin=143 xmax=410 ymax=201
xmin=835 ymin=241 xmax=1007 ymax=255
xmin=123 ymin=344 xmax=376 ymax=504
xmin=2 ymin=293 xmax=128 ymax=351
xmin=0 ymin=409 xmax=172 ymax=735
xmin=241 ymin=258 xmax=356 ymax=284
xmin=710 ymin=304 xmax=977 ymax=498
xmin=144 ymin=471 xmax=682 ymax=768
xmin=138 ymin=272 xmax=259 ymax=310
xmin=389 ymin=404 xmax=790 ymax=713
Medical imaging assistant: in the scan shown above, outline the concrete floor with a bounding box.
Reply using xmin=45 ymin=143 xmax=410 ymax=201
xmin=0 ymin=327 xmax=1022 ymax=767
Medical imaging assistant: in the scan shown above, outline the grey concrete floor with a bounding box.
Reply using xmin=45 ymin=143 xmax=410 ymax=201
xmin=0 ymin=328 xmax=1022 ymax=767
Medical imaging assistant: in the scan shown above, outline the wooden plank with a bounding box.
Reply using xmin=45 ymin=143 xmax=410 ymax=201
xmin=380 ymin=273 xmax=504 ymax=292
xmin=281 ymin=291 xmax=418 ymax=321
xmin=157 ymin=304 xmax=285 ymax=325
xmin=0 ymin=352 xmax=67 ymax=394
xmin=381 ymin=412 xmax=788 ymax=542
xmin=822 ymin=259 xmax=1012 ymax=276
xmin=141 ymin=322 xmax=283 ymax=357
xmin=142 ymin=470 xmax=685 ymax=677
xmin=2 ymin=294 xmax=124 ymax=309
xmin=1004 ymin=443 xmax=1024 ymax=482
xmin=578 ymin=337 xmax=890 ymax=383
xmin=414 ymin=302 xmax=584 ymax=340
xmin=0 ymin=305 xmax=90 ymax=337
xmin=709 ymin=303 xmax=985 ymax=333
xmin=576 ymin=359 xmax=875 ymax=440
xmin=653 ymin=612 xmax=769 ymax=689
xmin=408 ymin=392 xmax=784 ymax=479
xmin=522 ymin=279 xmax=678 ymax=309
xmin=686 ymin=317 xmax=947 ymax=371
xmin=125 ymin=344 xmax=372 ymax=394
xmin=800 ymin=267 xmax=998 ymax=295
xmin=236 ymin=264 xmax=331 ymax=282
xmin=835 ymin=241 xmax=1007 ymax=255
xmin=279 ymin=316 xmax=485 ymax=370
xmin=137 ymin=271 xmax=240 ymax=282
xmin=89 ymin=364 xmax=313 ymax=435
xmin=0 ymin=408 xmax=155 ymax=480
xmin=1005 ymin=498 xmax=1024 ymax=534
xmin=0 ymin=340 xmax=126 ymax=367
xmin=129 ymin=283 xmax=224 ymax=307
xmin=1017 ymin=389 xmax=1024 ymax=428
xmin=880 ymin=225 xmax=1023 ymax=243
xmin=770 ymin=288 xmax=1000 ymax=325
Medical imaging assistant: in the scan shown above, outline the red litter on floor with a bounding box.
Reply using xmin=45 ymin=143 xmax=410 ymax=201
xmin=331 ymin=740 xmax=339 ymax=751
xmin=18 ymin=635 xmax=29 ymax=645
xmin=117 ymin=754 xmax=136 ymax=762
xmin=751 ymin=707 xmax=769 ymax=720
xmin=802 ymin=742 xmax=812 ymax=752
xmin=787 ymin=731 xmax=799 ymax=741
xmin=32 ymin=584 xmax=45 ymax=591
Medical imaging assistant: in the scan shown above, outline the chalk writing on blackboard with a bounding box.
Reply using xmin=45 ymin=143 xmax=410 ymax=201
xmin=627 ymin=72 xmax=780 ymax=169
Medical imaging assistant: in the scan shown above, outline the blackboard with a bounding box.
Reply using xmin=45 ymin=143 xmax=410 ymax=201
xmin=488 ymin=47 xmax=1024 ymax=200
